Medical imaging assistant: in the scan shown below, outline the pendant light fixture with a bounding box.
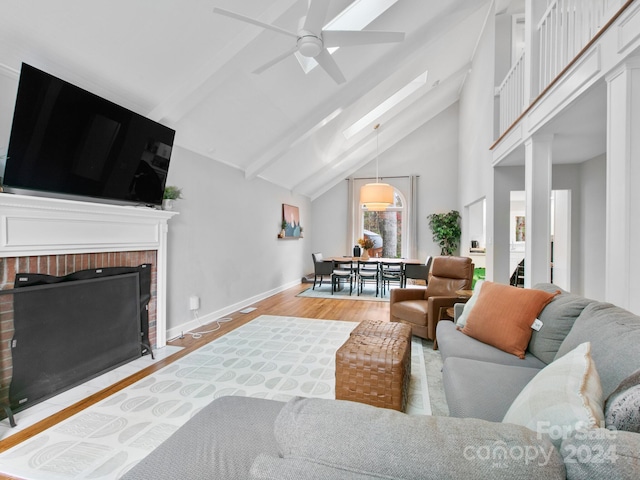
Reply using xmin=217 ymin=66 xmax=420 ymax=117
xmin=360 ymin=123 xmax=394 ymax=211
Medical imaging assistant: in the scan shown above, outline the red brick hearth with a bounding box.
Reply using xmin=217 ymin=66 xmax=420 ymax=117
xmin=0 ymin=250 xmax=157 ymax=405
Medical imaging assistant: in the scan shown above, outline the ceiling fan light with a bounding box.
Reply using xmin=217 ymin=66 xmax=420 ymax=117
xmin=298 ymin=35 xmax=323 ymax=57
xmin=360 ymin=182 xmax=394 ymax=209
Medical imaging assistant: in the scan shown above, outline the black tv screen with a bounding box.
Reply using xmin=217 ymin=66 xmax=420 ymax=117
xmin=3 ymin=63 xmax=175 ymax=206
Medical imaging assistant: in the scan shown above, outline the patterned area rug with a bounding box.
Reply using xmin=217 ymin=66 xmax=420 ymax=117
xmin=0 ymin=315 xmax=431 ymax=479
xmin=297 ymin=284 xmax=427 ymax=302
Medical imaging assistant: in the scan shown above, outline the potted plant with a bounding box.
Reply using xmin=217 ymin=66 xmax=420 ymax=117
xmin=279 ymin=220 xmax=287 ymax=238
xmin=428 ymin=210 xmax=461 ymax=255
xmin=163 ymin=186 xmax=183 ymax=210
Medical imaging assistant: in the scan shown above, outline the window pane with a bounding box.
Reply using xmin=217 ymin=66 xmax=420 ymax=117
xmin=363 ymin=210 xmax=403 ymax=258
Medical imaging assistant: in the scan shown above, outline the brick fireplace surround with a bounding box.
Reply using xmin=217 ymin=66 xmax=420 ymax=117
xmin=0 ymin=192 xmax=176 ymax=408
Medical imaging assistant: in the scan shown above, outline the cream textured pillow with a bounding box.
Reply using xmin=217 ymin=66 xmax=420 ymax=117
xmin=502 ymin=342 xmax=604 ymax=448
xmin=455 ymin=280 xmax=483 ymax=329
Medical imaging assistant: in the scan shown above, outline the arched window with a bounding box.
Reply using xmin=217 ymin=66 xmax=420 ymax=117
xmin=361 ymin=188 xmax=407 ymax=258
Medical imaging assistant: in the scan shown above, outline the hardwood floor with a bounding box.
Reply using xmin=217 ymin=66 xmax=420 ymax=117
xmin=0 ymin=282 xmax=389 ymax=456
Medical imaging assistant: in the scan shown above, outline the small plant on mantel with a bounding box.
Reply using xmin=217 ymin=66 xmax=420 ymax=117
xmin=163 ymin=186 xmax=183 ymax=200
xmin=162 ymin=186 xmax=182 ymax=210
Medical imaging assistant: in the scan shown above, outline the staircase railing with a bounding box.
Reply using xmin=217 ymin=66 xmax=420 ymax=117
xmin=498 ymin=51 xmax=526 ymax=136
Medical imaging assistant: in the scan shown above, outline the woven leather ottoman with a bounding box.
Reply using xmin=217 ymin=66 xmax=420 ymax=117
xmin=350 ymin=319 xmax=412 ymax=341
xmin=335 ymin=321 xmax=411 ymax=411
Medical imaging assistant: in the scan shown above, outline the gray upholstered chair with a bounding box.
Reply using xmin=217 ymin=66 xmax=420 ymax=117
xmin=403 ymin=256 xmax=432 ymax=287
xmin=311 ymin=253 xmax=333 ymax=289
xmin=390 ymin=256 xmax=473 ymax=341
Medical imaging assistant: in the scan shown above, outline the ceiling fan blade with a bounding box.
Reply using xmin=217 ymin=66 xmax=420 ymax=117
xmin=303 ymin=0 xmax=330 ymax=34
xmin=322 ymin=30 xmax=405 ymax=48
xmin=315 ymin=49 xmax=346 ymax=84
xmin=213 ymin=7 xmax=298 ymax=39
xmin=252 ymin=45 xmax=300 ymax=74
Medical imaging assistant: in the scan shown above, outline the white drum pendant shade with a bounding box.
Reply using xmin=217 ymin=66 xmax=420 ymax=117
xmin=360 ymin=182 xmax=394 ymax=211
xmin=361 ymin=123 xmax=393 ymax=211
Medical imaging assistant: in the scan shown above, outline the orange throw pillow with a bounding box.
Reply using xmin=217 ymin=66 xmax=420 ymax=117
xmin=461 ymin=281 xmax=558 ymax=358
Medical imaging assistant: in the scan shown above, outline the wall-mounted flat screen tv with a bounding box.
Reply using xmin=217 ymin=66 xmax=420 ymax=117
xmin=3 ymin=63 xmax=175 ymax=206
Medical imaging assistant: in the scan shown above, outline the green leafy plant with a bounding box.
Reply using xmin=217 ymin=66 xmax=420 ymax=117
xmin=163 ymin=186 xmax=183 ymax=200
xmin=428 ymin=210 xmax=461 ymax=255
xmin=281 ymin=219 xmax=288 ymax=230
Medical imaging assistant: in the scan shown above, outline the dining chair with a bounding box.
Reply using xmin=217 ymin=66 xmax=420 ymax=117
xmin=311 ymin=252 xmax=333 ymax=290
xmin=403 ymin=256 xmax=432 ymax=287
xmin=380 ymin=261 xmax=404 ymax=296
xmin=356 ymin=260 xmax=379 ymax=296
xmin=332 ymin=259 xmax=355 ymax=295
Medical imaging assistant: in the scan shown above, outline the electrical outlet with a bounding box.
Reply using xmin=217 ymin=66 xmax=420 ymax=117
xmin=189 ymin=295 xmax=200 ymax=311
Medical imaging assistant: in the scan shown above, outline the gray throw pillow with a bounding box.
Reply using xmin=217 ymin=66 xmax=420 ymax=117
xmin=528 ymin=285 xmax=593 ymax=364
xmin=560 ymin=428 xmax=640 ymax=480
xmin=605 ymin=368 xmax=640 ymax=433
xmin=554 ymin=301 xmax=640 ymax=398
xmin=273 ymin=397 xmax=565 ymax=480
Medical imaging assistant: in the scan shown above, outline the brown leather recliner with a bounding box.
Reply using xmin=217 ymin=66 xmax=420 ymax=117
xmin=390 ymin=256 xmax=473 ymax=341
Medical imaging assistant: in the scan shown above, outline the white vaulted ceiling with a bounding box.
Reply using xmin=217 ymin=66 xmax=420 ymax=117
xmin=0 ymin=0 xmax=491 ymax=199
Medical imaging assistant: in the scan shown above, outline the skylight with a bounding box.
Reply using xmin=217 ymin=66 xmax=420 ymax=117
xmin=343 ymin=70 xmax=429 ymax=139
xmin=296 ymin=0 xmax=400 ymax=73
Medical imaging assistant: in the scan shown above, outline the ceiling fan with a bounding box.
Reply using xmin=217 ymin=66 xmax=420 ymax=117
xmin=213 ymin=0 xmax=405 ymax=84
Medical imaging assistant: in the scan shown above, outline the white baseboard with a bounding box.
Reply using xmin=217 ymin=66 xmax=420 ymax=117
xmin=165 ymin=279 xmax=301 ymax=342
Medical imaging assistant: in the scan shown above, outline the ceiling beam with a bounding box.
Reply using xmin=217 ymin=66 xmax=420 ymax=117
xmin=299 ymin=78 xmax=463 ymax=200
xmin=147 ymin=0 xmax=298 ymax=124
xmin=243 ymin=0 xmax=488 ymax=181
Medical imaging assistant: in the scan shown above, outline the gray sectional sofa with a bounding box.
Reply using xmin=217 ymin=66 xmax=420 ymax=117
xmin=123 ymin=284 xmax=640 ymax=479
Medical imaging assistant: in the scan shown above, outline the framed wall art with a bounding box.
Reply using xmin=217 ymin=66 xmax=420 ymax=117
xmin=282 ymin=204 xmax=302 ymax=238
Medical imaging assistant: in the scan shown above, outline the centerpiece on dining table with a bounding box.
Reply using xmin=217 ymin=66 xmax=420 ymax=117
xmin=357 ymin=237 xmax=374 ymax=260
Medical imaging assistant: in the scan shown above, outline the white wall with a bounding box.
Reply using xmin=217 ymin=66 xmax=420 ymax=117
xmin=159 ymin=146 xmax=312 ymax=338
xmin=579 ymin=154 xmax=606 ymax=300
xmin=458 ymin=5 xmax=496 ymax=274
xmin=311 ymin=103 xmax=460 ymax=262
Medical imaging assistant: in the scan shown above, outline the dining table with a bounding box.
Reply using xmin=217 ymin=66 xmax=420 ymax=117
xmin=325 ymin=257 xmax=422 ymax=264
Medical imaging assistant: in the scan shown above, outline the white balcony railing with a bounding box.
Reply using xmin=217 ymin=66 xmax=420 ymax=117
xmin=538 ymin=0 xmax=622 ymax=90
xmin=496 ymin=0 xmax=624 ymax=137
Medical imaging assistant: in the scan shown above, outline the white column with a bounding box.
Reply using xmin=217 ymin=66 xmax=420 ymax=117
xmin=524 ymin=134 xmax=553 ymax=288
xmin=605 ymin=58 xmax=640 ymax=312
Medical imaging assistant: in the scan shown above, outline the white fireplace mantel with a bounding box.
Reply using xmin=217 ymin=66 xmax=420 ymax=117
xmin=0 ymin=192 xmax=177 ymax=347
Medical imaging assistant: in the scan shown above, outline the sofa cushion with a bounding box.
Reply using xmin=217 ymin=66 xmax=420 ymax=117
xmin=604 ymin=368 xmax=640 ymax=433
xmin=455 ymin=279 xmax=483 ymax=329
xmin=250 ymin=454 xmax=375 ymax=480
xmin=503 ymin=342 xmax=604 ymax=449
xmin=121 ymin=396 xmax=285 ymax=480
xmin=437 ymin=320 xmax=546 ymax=369
xmin=560 ymin=429 xmax=640 ymax=480
xmin=273 ymin=397 xmax=565 ymax=480
xmin=443 ymin=356 xmax=540 ymax=422
xmin=528 ymin=285 xmax=594 ymax=364
xmin=555 ymin=301 xmax=640 ymax=398
xmin=462 ymin=281 xmax=558 ymax=359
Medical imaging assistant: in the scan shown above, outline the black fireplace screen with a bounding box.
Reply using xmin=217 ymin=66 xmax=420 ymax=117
xmin=6 ymin=267 xmax=148 ymax=415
